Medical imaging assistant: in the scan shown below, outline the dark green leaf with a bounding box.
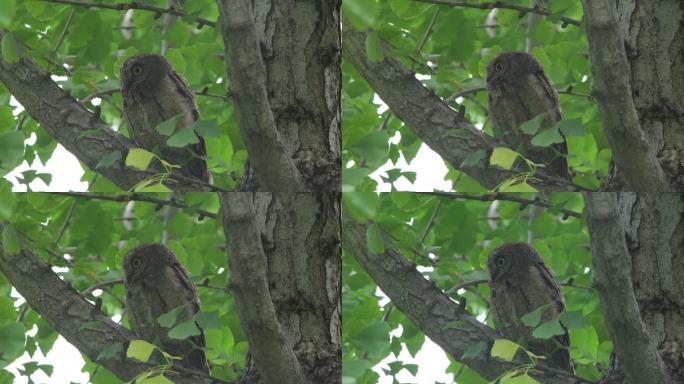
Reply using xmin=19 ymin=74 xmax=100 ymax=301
xmin=366 ymin=223 xmax=385 ymax=253
xmin=156 ymin=113 xmax=185 ymax=136
xmin=519 ymin=112 xmax=549 ymax=135
xmin=532 ymin=318 xmax=566 ymax=339
xmin=168 ymin=319 xmax=201 ymax=340
xmin=166 ymin=129 xmax=200 ymax=148
xmin=156 ymin=305 xmax=186 ymax=328
xmin=520 ymin=304 xmax=551 ymax=327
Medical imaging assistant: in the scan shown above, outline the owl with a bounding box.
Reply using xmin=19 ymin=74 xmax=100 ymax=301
xmin=121 ymin=54 xmax=210 ymax=182
xmin=123 ymin=243 xmax=209 ymax=373
xmin=487 ymin=243 xmax=573 ymax=373
xmin=486 ymin=52 xmax=570 ymax=180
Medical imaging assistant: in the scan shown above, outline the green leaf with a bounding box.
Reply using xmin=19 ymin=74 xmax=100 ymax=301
xmin=557 ymin=118 xmax=584 ymax=136
xmin=194 ymin=311 xmax=221 ymax=330
xmin=137 ymin=374 xmax=174 ymax=384
xmin=365 ymin=31 xmax=384 ymax=63
xmin=519 ymin=112 xmax=549 ymax=135
xmin=0 ymin=323 xmax=25 ymax=356
xmin=191 ymin=120 xmax=220 ymax=138
xmin=2 ymin=224 xmax=20 ymax=255
xmin=499 ymin=182 xmax=538 ymax=192
xmin=96 ymin=342 xmax=123 ymax=361
xmin=0 ymin=131 xmax=24 ymax=172
xmin=166 ymin=48 xmax=186 ymax=73
xmin=125 ymin=148 xmax=155 ymax=171
xmin=366 ymin=223 xmax=384 ymax=253
xmin=166 ymin=129 xmax=199 ymax=148
xmin=460 ymin=149 xmax=487 ymax=167
xmin=156 ymin=305 xmax=186 ymax=328
xmin=559 ymin=311 xmax=587 ymax=329
xmin=350 ymin=322 xmax=390 ymax=357
xmin=462 ymin=341 xmax=487 ymax=359
xmin=520 ymin=304 xmax=551 ymax=327
xmin=490 ymin=147 xmax=519 ymax=170
xmin=167 ymin=319 xmax=201 ymax=340
xmin=532 ymin=318 xmax=566 ymax=339
xmin=342 ymin=0 xmax=379 ymax=30
xmin=531 ymin=126 xmax=564 ymax=147
xmin=1 ymin=33 xmax=19 ymax=63
xmin=96 ymin=150 xmax=121 ymax=169
xmin=126 ymin=339 xmax=157 ymax=363
xmin=0 ymin=182 xmax=15 ymax=219
xmin=490 ymin=339 xmax=520 ymax=361
xmin=0 ymin=0 xmax=16 ymax=28
xmin=155 ymin=113 xmax=185 ymax=136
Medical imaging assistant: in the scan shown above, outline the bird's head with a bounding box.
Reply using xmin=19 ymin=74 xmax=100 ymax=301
xmin=123 ymin=243 xmax=176 ymax=284
xmin=120 ymin=54 xmax=171 ymax=95
xmin=487 ymin=242 xmax=543 ymax=281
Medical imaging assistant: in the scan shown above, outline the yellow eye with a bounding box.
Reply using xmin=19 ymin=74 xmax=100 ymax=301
xmin=132 ymin=258 xmax=141 ymax=268
xmin=132 ymin=65 xmax=143 ymax=75
xmin=496 ymin=257 xmax=505 ymax=267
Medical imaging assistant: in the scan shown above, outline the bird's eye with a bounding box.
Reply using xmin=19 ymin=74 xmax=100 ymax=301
xmin=132 ymin=65 xmax=143 ymax=75
xmin=495 ymin=62 xmax=503 ymax=72
xmin=132 ymin=258 xmax=141 ymax=268
xmin=496 ymin=257 xmax=505 ymax=267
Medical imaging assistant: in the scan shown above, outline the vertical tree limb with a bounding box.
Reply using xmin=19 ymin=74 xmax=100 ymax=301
xmin=219 ymin=192 xmax=304 ymax=384
xmin=581 ymin=1 xmax=669 ymax=191
xmin=584 ymin=192 xmax=668 ymax=384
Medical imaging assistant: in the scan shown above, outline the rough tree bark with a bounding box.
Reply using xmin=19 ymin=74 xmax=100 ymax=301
xmin=586 ymin=193 xmax=684 ymax=384
xmin=217 ymin=0 xmax=341 ymax=192
xmin=222 ymin=193 xmax=342 ymax=384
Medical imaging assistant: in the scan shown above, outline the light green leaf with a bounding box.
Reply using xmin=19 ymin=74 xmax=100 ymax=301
xmin=137 ymin=374 xmax=174 ymax=384
xmin=365 ymin=31 xmax=384 ymax=63
xmin=0 ymin=0 xmax=16 ymax=28
xmin=490 ymin=147 xmax=519 ymax=170
xmin=125 ymin=148 xmax=155 ymax=171
xmin=126 ymin=339 xmax=157 ymax=363
xmin=519 ymin=112 xmax=549 ymax=135
xmin=531 ymin=126 xmax=564 ymax=147
xmin=166 ymin=129 xmax=199 ymax=148
xmin=155 ymin=113 xmax=185 ymax=136
xmin=342 ymin=0 xmax=379 ymax=30
xmin=0 ymin=182 xmax=16 ymax=219
xmin=2 ymin=224 xmax=20 ymax=255
xmin=502 ymin=373 xmax=542 ymax=384
xmin=366 ymin=223 xmax=384 ymax=253
xmin=490 ymin=339 xmax=520 ymax=361
xmin=165 ymin=48 xmax=186 ymax=73
xmin=499 ymin=182 xmax=538 ymax=192
xmin=1 ymin=32 xmax=19 ymax=63
xmin=520 ymin=304 xmax=551 ymax=327
xmin=559 ymin=311 xmax=587 ymax=329
xmin=156 ymin=305 xmax=186 ymax=328
xmin=532 ymin=318 xmax=566 ymax=339
xmin=167 ymin=319 xmax=201 ymax=340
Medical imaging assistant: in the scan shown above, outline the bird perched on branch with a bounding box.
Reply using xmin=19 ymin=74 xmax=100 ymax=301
xmin=487 ymin=52 xmax=570 ymax=180
xmin=488 ymin=242 xmax=573 ymax=373
xmin=123 ymin=243 xmax=209 ymax=373
xmin=121 ymin=54 xmax=210 ymax=182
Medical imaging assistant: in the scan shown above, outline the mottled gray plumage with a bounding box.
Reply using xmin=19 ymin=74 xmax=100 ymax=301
xmin=488 ymin=243 xmax=573 ymax=373
xmin=124 ymin=243 xmax=209 ymax=373
xmin=486 ymin=52 xmax=570 ymax=179
xmin=121 ymin=54 xmax=209 ymax=182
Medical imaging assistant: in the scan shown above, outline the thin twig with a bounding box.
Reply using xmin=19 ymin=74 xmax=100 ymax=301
xmin=39 ymin=0 xmax=217 ymax=28
xmin=445 ymin=279 xmax=488 ymax=296
xmin=47 ymin=192 xmax=219 ymax=220
xmin=424 ymin=192 xmax=583 ymax=218
xmin=52 ymin=8 xmax=76 ymax=56
xmin=411 ymin=8 xmax=440 ymax=71
xmin=447 ymin=86 xmax=594 ymax=103
xmin=80 ymin=88 xmax=119 ymax=104
xmin=80 ymin=279 xmax=124 ymax=297
xmin=415 ymin=200 xmax=442 ymax=262
xmin=411 ymin=0 xmax=580 ymax=27
xmin=53 ymin=200 xmax=77 ymax=246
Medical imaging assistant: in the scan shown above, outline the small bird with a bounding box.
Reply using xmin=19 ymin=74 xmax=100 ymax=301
xmin=486 ymin=52 xmax=570 ymax=180
xmin=121 ymin=54 xmax=210 ymax=182
xmin=488 ymin=242 xmax=573 ymax=373
xmin=123 ymin=243 xmax=209 ymax=373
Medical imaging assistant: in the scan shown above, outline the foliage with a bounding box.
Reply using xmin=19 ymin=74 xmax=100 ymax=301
xmin=341 ymin=1 xmax=609 ymax=191
xmin=0 ymin=0 xmax=241 ymax=191
xmin=342 ymin=192 xmax=612 ymax=383
xmin=0 ymin=193 xmax=244 ymax=383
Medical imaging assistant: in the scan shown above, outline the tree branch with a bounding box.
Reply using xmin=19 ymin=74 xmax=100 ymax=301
xmin=0 ymin=230 xmax=230 ymax=384
xmin=581 ymin=1 xmax=670 ymax=191
xmin=411 ymin=0 xmax=580 ymax=27
xmin=425 ymin=192 xmax=583 ymax=218
xmin=47 ymin=192 xmax=219 ymax=220
xmin=0 ymin=48 xmax=217 ymax=192
xmin=584 ymin=192 xmax=668 ymax=384
xmin=216 ymin=1 xmax=302 ymax=191
xmin=342 ymin=24 xmax=579 ymax=192
xmin=39 ymin=0 xmax=216 ymax=28
xmin=219 ymin=193 xmax=304 ymax=384
xmin=341 ymin=214 xmax=587 ymax=383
